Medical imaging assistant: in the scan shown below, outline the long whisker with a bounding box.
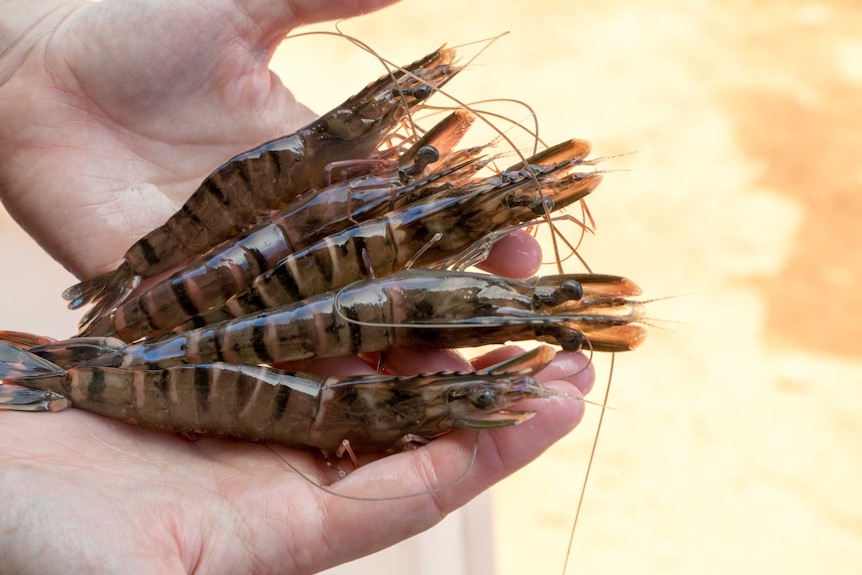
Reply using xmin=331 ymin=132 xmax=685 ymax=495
xmin=562 ymin=347 xmax=613 ymax=575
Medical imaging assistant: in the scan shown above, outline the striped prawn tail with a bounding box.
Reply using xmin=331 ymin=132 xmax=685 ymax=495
xmin=0 ymin=342 xmax=70 ymax=412
xmin=63 ymin=262 xmax=141 ymax=332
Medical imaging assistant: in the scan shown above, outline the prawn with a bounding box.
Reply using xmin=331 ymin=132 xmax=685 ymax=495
xmin=1 ymin=25 xmax=647 ymax=575
xmin=0 ymin=343 xmax=564 ymax=456
xmin=74 ymin=109 xmax=484 ymax=338
xmin=66 ymin=270 xmax=647 ymax=369
xmin=81 ymin=140 xmax=600 ymax=342
xmin=63 ymin=47 xmax=465 ymax=318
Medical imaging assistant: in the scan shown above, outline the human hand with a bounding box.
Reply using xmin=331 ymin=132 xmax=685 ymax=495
xmin=0 ymin=1 xmax=593 ymax=573
xmin=0 ymin=0 xmax=409 ymax=278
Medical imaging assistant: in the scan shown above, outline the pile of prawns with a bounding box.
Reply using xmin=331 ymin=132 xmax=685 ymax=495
xmin=0 ymin=41 xmax=646 ymax=462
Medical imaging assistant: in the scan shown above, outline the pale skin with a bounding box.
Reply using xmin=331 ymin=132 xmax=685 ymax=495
xmin=0 ymin=1 xmax=593 ymax=573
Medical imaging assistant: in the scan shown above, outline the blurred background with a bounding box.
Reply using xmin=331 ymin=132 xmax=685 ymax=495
xmin=2 ymin=0 xmax=860 ymax=573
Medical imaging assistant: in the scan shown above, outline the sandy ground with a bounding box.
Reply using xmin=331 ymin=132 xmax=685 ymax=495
xmin=2 ymin=1 xmax=861 ymax=574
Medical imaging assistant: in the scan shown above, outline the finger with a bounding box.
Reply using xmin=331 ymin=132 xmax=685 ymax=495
xmin=272 ymin=355 xmax=378 ymax=377
xmin=309 ymin=378 xmax=583 ymax=570
xmin=474 ymin=229 xmax=543 ymax=278
xmin=468 ymin=345 xmax=528 ymax=369
xmin=532 ymin=349 xmax=595 ymax=396
xmin=379 ymin=347 xmax=472 ymax=375
xmin=237 ymin=0 xmax=403 ymax=50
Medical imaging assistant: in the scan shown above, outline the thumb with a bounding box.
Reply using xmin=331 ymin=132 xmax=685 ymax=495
xmin=236 ymin=0 xmax=403 ymax=52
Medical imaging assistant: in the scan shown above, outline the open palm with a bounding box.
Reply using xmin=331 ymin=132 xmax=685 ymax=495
xmin=0 ymin=1 xmax=591 ymax=573
xmin=1 ymin=0 xmax=400 ymax=279
xmin=0 ymin=348 xmax=588 ymax=573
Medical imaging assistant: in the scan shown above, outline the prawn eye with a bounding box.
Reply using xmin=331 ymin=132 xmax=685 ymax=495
xmin=407 ymin=84 xmax=434 ymax=99
xmin=470 ymin=388 xmax=497 ymax=410
xmin=558 ymin=330 xmax=585 ymax=352
xmin=531 ymin=196 xmax=554 ymax=215
xmin=532 ymin=279 xmax=584 ymax=308
xmin=415 ymin=145 xmax=440 ymax=165
xmin=399 ymin=145 xmax=441 ymax=182
xmin=559 ymin=280 xmax=584 ymax=301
